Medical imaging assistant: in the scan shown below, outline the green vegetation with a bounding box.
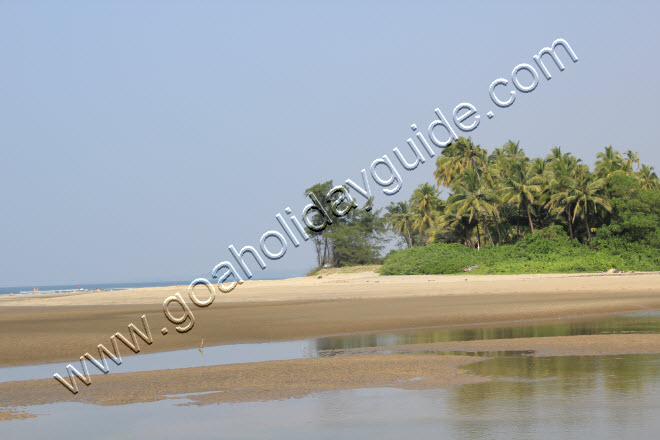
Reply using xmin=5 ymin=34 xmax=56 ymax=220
xmin=304 ymin=181 xmax=386 ymax=269
xmin=307 ymin=140 xmax=660 ymax=275
xmin=381 ymin=226 xmax=659 ymax=275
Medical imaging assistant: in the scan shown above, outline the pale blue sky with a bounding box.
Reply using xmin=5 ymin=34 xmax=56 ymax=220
xmin=1 ymin=1 xmax=658 ymax=286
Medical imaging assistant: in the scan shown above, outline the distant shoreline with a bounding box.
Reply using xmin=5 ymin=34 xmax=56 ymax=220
xmin=0 ymin=270 xmax=307 ymax=296
xmin=0 ymin=280 xmax=188 ymax=296
xmin=2 ymin=268 xmax=660 ymax=305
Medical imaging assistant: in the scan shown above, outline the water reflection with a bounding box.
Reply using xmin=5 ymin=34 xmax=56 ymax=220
xmin=314 ymin=310 xmax=660 ymax=352
xmin=446 ymin=354 xmax=660 ymax=439
xmin=464 ymin=354 xmax=660 ymax=393
xmin=2 ymin=311 xmax=659 ymax=383
xmin=2 ymin=310 xmax=660 ymax=439
xmin=3 ymin=355 xmax=659 ymax=440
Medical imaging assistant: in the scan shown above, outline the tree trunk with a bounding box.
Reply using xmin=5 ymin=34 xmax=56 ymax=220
xmin=314 ymin=238 xmax=323 ymax=267
xmin=526 ymin=203 xmax=535 ymax=233
xmin=322 ymin=238 xmax=329 ymax=266
xmin=484 ymin=218 xmax=494 ymax=246
xmin=566 ymin=209 xmax=574 ymax=240
xmin=584 ymin=201 xmax=591 ymax=242
xmin=495 ymin=219 xmax=502 ymax=245
xmin=475 ymin=221 xmax=482 ymax=250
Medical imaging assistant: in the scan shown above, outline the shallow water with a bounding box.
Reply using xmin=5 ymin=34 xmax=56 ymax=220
xmin=2 ymin=310 xmax=660 ymax=439
xmin=313 ymin=309 xmax=660 ymax=352
xmin=2 ymin=310 xmax=659 ymax=383
xmin=0 ymin=339 xmax=317 ymax=383
xmin=3 ymin=354 xmax=660 ymax=439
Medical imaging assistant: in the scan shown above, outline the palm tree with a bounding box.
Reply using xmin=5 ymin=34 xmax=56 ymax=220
xmin=595 ymin=146 xmax=624 ymax=178
xmin=567 ymin=166 xmax=612 ymax=242
xmin=384 ymin=201 xmax=415 ymax=248
xmin=499 ymin=162 xmax=542 ymax=233
xmin=529 ymin=157 xmax=553 ymax=227
xmin=434 ymin=144 xmax=461 ymax=188
xmin=447 ymin=169 xmax=499 ymax=248
xmin=410 ymin=183 xmax=442 ymax=241
xmin=428 ymin=142 xmax=653 ymax=248
xmin=489 ymin=140 xmax=530 ymax=185
xmin=623 ymin=150 xmax=640 ymax=172
xmin=637 ymin=164 xmax=660 ymax=191
xmin=546 ymin=158 xmax=578 ymax=239
xmin=502 ymin=140 xmax=528 ymax=162
xmin=430 ymin=210 xmax=476 ymax=246
xmin=454 ymin=136 xmax=488 ymax=171
xmin=530 ymin=157 xmax=548 ymax=176
xmin=546 ymin=146 xmax=563 ymax=162
xmin=433 ymin=137 xmax=486 ymax=188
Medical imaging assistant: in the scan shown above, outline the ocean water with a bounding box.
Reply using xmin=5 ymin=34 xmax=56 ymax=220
xmin=0 ymin=281 xmax=188 ymax=296
xmin=0 ymin=269 xmax=305 ymax=296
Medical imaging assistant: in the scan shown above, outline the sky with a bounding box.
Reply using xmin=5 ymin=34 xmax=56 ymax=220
xmin=1 ymin=0 xmax=659 ymax=287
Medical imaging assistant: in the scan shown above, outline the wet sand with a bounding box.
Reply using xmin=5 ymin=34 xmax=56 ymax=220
xmin=0 ymin=408 xmax=36 ymax=421
xmin=1 ymin=271 xmax=660 ymax=367
xmin=2 ymin=333 xmax=660 ymax=420
xmin=0 ymin=354 xmax=488 ymax=420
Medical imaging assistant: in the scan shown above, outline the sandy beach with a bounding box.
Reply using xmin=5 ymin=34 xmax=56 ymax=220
xmin=2 ymin=271 xmax=660 ymax=421
xmin=3 ymin=333 xmax=660 ymax=416
xmin=1 ymin=271 xmax=660 ymax=367
xmin=0 ymin=354 xmax=489 ymax=414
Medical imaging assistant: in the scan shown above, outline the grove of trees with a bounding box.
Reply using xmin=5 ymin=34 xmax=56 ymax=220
xmin=306 ymin=138 xmax=660 ymax=273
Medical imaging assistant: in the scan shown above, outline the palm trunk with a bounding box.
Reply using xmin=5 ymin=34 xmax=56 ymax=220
xmin=566 ymin=209 xmax=574 ymax=240
xmin=525 ymin=203 xmax=535 ymax=233
xmin=584 ymin=201 xmax=591 ymax=242
xmin=484 ymin=218 xmax=494 ymax=246
xmin=475 ymin=221 xmax=482 ymax=250
xmin=495 ymin=219 xmax=502 ymax=245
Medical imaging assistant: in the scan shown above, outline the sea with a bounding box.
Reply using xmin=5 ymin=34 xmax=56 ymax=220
xmin=0 ymin=280 xmax=187 ymax=296
xmin=0 ymin=269 xmax=305 ymax=296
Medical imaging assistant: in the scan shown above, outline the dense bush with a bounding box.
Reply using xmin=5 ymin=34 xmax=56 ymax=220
xmin=381 ymin=226 xmax=659 ymax=275
xmin=594 ymin=173 xmax=660 ymax=250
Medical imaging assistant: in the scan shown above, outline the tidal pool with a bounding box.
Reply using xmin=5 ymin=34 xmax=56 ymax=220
xmin=1 ymin=310 xmax=659 ymax=383
xmin=2 ymin=354 xmax=660 ymax=439
xmin=1 ymin=310 xmax=659 ymax=439
xmin=313 ymin=309 xmax=660 ymax=351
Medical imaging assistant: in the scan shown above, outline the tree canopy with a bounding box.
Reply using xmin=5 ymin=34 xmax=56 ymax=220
xmin=306 ymin=140 xmax=660 ymax=274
